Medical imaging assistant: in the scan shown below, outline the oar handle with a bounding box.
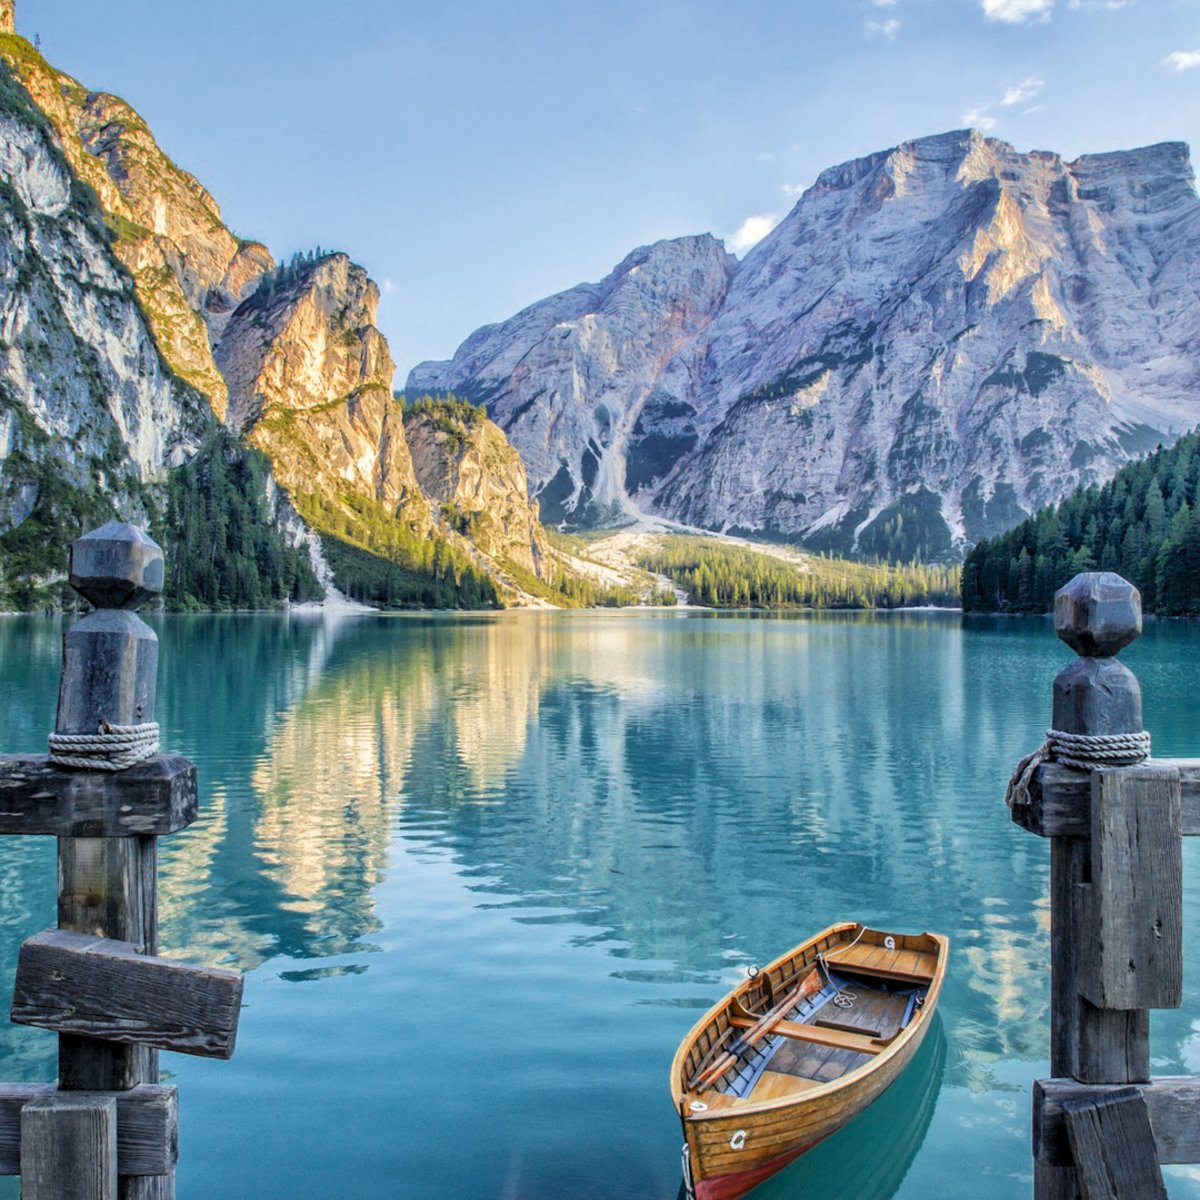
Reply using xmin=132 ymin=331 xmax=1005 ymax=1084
xmin=690 ymin=968 xmax=822 ymax=1092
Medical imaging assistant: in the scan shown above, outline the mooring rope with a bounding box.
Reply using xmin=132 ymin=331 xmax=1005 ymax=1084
xmin=48 ymin=720 xmax=160 ymax=771
xmin=1004 ymin=728 xmax=1151 ymax=810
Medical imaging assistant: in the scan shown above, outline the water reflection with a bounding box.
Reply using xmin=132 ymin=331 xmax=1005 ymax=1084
xmin=2 ymin=610 xmax=1200 ymax=1199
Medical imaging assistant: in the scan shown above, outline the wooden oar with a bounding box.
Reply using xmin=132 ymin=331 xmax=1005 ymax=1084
xmin=691 ymin=967 xmax=823 ymax=1092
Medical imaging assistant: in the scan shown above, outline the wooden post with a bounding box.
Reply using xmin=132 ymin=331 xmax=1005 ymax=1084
xmin=54 ymin=524 xmax=164 ymax=1097
xmin=20 ymin=1093 xmax=117 ymax=1200
xmin=1021 ymin=571 xmax=1186 ymax=1200
xmin=0 ymin=522 xmax=243 ymax=1199
xmin=1048 ymin=574 xmax=1150 ymax=1086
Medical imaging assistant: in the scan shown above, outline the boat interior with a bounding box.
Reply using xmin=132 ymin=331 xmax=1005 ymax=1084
xmin=682 ymin=930 xmax=940 ymax=1109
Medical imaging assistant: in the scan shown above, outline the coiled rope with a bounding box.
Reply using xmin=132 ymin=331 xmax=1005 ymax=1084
xmin=48 ymin=720 xmax=160 ymax=771
xmin=1004 ymin=728 xmax=1151 ymax=810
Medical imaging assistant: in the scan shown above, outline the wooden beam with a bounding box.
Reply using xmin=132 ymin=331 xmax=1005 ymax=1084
xmin=1062 ymin=1088 xmax=1168 ymax=1200
xmin=11 ymin=930 xmax=243 ymax=1059
xmin=0 ymin=1084 xmax=177 ymax=1176
xmin=1015 ymin=759 xmax=1200 ymax=839
xmin=1080 ymin=767 xmax=1182 ymax=1011
xmin=20 ymin=1092 xmax=117 ymax=1200
xmin=1035 ymin=1076 xmax=1200 ymax=1166
xmin=0 ymin=755 xmax=197 ymax=838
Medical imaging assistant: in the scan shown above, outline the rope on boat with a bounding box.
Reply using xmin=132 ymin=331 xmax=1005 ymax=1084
xmin=1004 ymin=728 xmax=1150 ymax=810
xmin=48 ymin=720 xmax=160 ymax=771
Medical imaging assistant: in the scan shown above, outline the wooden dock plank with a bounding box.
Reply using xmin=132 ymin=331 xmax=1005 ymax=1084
xmin=0 ymin=756 xmax=197 ymax=838
xmin=21 ymin=1093 xmax=116 ymax=1200
xmin=1018 ymin=759 xmax=1200 ymax=840
xmin=0 ymin=1084 xmax=176 ymax=1177
xmin=1063 ymin=1088 xmax=1167 ymax=1200
xmin=12 ymin=930 xmax=242 ymax=1059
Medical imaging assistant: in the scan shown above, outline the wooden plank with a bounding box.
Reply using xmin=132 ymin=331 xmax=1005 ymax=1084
xmin=20 ymin=1092 xmax=117 ymax=1200
xmin=1081 ymin=767 xmax=1182 ymax=1011
xmin=1062 ymin=1088 xmax=1168 ymax=1200
xmin=1051 ymin=839 xmax=1149 ymax=1083
xmin=0 ymin=755 xmax=197 ymax=838
xmin=1035 ymin=1076 xmax=1200 ymax=1166
xmin=1017 ymin=759 xmax=1200 ymax=839
xmin=743 ymin=1018 xmax=883 ymax=1055
xmin=752 ymin=1071 xmax=821 ymax=1101
xmin=12 ymin=929 xmax=243 ymax=1059
xmin=0 ymin=1084 xmax=177 ymax=1176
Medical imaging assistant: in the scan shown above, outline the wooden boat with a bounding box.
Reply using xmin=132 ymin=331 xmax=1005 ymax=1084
xmin=670 ymin=923 xmax=948 ymax=1200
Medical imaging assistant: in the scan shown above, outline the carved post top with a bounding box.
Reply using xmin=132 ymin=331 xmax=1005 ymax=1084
xmin=56 ymin=524 xmax=163 ymax=736
xmin=1053 ymin=572 xmax=1143 ymax=737
xmin=69 ymin=522 xmax=163 ymax=611
xmin=1054 ymin=572 xmax=1141 ymax=658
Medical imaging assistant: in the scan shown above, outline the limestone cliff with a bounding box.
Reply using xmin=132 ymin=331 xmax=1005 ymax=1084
xmin=0 ymin=51 xmax=210 ymax=596
xmin=0 ymin=33 xmax=270 ymax=418
xmin=216 ymin=252 xmax=429 ymax=537
xmin=404 ymin=398 xmax=550 ymax=578
xmin=411 ymin=235 xmax=734 ymax=526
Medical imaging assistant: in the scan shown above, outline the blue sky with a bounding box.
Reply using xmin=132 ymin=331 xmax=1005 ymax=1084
xmin=14 ymin=0 xmax=1200 ymax=379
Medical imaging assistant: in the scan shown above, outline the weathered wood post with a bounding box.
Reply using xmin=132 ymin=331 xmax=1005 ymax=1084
xmin=1008 ymin=571 xmax=1197 ymax=1200
xmin=0 ymin=522 xmax=244 ymax=1198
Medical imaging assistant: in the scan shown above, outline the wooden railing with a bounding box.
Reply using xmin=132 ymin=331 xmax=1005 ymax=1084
xmin=0 ymin=522 xmax=242 ymax=1198
xmin=1011 ymin=571 xmax=1196 ymax=1200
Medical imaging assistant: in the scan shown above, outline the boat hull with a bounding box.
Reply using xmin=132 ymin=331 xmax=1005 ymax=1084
xmin=687 ymin=1137 xmax=821 ymax=1200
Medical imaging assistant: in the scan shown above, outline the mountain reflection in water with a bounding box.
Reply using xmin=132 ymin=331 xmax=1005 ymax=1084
xmin=1 ymin=610 xmax=1200 ymax=1199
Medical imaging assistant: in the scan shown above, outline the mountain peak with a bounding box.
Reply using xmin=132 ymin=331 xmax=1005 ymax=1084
xmin=416 ymin=130 xmax=1200 ymax=556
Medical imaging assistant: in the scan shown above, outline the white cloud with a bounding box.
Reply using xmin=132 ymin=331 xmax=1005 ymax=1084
xmin=866 ymin=17 xmax=901 ymax=38
xmin=782 ymin=181 xmax=809 ymax=198
xmin=1001 ymin=76 xmax=1043 ymax=105
xmin=381 ymin=277 xmax=396 ymax=295
xmin=982 ymin=0 xmax=1054 ymax=22
xmin=1069 ymin=0 xmax=1131 ymax=8
xmin=1164 ymin=49 xmax=1200 ymax=71
xmin=727 ymin=215 xmax=780 ymax=255
xmin=962 ymin=107 xmax=998 ymax=130
xmin=872 ymin=0 xmax=898 ymax=6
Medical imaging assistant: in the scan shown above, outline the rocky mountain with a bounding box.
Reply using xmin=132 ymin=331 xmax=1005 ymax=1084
xmin=411 ymin=130 xmax=1200 ymax=560
xmin=403 ymin=398 xmax=550 ymax=579
xmin=0 ymin=31 xmax=211 ymax=585
xmin=0 ymin=16 xmax=558 ymax=607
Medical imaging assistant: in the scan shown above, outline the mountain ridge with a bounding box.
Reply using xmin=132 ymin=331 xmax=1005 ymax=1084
xmin=411 ymin=128 xmax=1200 ymax=561
xmin=0 ymin=22 xmax=569 ymax=608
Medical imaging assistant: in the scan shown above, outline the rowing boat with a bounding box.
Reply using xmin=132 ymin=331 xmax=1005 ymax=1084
xmin=670 ymin=922 xmax=949 ymax=1200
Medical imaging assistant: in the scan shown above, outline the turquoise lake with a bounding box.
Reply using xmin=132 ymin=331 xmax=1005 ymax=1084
xmin=2 ymin=609 xmax=1200 ymax=1199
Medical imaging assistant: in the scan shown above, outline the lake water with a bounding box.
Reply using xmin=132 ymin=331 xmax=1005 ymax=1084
xmin=2 ymin=609 xmax=1200 ymax=1199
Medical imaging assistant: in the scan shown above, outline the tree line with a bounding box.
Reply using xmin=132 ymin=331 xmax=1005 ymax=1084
xmin=638 ymin=537 xmax=960 ymax=609
xmin=961 ymin=428 xmax=1200 ymax=614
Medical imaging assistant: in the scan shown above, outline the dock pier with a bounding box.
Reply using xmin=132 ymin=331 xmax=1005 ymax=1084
xmin=1010 ymin=571 xmax=1200 ymax=1199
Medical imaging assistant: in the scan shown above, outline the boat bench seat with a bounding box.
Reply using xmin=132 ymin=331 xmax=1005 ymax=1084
xmin=771 ymin=1019 xmax=886 ymax=1055
xmin=728 ymin=1013 xmax=886 ymax=1055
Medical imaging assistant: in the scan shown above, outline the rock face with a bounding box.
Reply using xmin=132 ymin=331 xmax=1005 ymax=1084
xmin=411 ymin=235 xmax=735 ymax=526
xmin=217 ymin=253 xmax=429 ymax=530
xmin=0 ymin=52 xmax=208 ymax=559
xmin=404 ymin=401 xmax=550 ymax=577
xmin=0 ymin=34 xmax=272 ymax=419
xmin=412 ymin=130 xmax=1200 ymax=559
